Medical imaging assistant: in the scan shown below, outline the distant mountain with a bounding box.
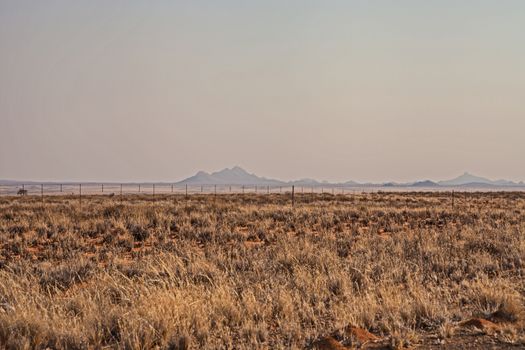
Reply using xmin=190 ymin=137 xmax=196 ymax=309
xmin=342 ymin=180 xmax=361 ymax=186
xmin=177 ymin=167 xmax=365 ymax=187
xmin=175 ymin=168 xmax=523 ymax=188
xmin=289 ymin=178 xmax=322 ymax=186
xmin=2 ymin=169 xmax=522 ymax=189
xmin=0 ymin=180 xmax=20 ymax=185
xmin=439 ymin=172 xmax=491 ymax=186
xmin=438 ymin=172 xmax=519 ymax=187
xmin=176 ymin=166 xmax=285 ymax=186
xmin=411 ymin=180 xmax=439 ymax=187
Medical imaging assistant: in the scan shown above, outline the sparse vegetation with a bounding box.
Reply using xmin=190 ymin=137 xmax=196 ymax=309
xmin=0 ymin=192 xmax=524 ymax=349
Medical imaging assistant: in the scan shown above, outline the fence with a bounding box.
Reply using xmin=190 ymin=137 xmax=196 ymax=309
xmin=2 ymin=184 xmax=517 ymax=211
xmin=1 ymin=183 xmax=517 ymax=198
xmin=0 ymin=183 xmax=374 ymax=197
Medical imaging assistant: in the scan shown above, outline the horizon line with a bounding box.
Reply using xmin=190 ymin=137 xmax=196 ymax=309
xmin=1 ymin=168 xmax=523 ymax=186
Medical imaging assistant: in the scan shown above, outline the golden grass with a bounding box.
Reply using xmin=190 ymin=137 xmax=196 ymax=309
xmin=0 ymin=192 xmax=524 ymax=349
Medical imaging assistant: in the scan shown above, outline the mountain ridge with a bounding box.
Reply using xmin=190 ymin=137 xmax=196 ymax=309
xmin=174 ymin=167 xmax=523 ymax=188
xmin=1 ymin=168 xmax=523 ymax=188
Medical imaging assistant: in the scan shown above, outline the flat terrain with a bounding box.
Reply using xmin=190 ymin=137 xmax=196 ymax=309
xmin=0 ymin=192 xmax=524 ymax=349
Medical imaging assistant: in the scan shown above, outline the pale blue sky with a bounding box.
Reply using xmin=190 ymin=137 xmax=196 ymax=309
xmin=1 ymin=1 xmax=524 ymax=182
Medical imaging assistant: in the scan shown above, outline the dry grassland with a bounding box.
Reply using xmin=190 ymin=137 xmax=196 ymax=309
xmin=0 ymin=192 xmax=524 ymax=349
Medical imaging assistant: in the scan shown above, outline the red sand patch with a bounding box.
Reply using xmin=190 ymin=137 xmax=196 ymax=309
xmin=345 ymin=324 xmax=379 ymax=343
xmin=459 ymin=318 xmax=500 ymax=333
xmin=312 ymin=336 xmax=348 ymax=350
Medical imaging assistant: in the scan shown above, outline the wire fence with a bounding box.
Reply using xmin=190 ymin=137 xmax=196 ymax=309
xmin=1 ymin=183 xmax=521 ymax=198
xmin=0 ymin=183 xmax=376 ymax=197
xmin=3 ymin=183 xmax=522 ymax=212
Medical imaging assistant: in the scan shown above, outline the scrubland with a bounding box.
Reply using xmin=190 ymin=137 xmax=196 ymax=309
xmin=0 ymin=192 xmax=524 ymax=349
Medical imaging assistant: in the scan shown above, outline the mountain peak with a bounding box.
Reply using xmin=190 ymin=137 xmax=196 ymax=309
xmin=228 ymin=166 xmax=248 ymax=174
xmin=439 ymin=172 xmax=517 ymax=187
xmin=177 ymin=167 xmax=284 ymax=185
xmin=213 ymin=166 xmax=250 ymax=176
xmin=439 ymin=172 xmax=490 ymax=186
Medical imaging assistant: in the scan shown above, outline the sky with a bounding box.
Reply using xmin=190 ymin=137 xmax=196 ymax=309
xmin=1 ymin=0 xmax=524 ymax=183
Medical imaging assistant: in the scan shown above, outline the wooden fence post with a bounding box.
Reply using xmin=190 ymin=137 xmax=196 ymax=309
xmin=120 ymin=184 xmax=123 ymax=203
xmin=79 ymin=184 xmax=82 ymax=209
xmin=41 ymin=184 xmax=43 ymax=203
xmin=292 ymin=185 xmax=295 ymax=207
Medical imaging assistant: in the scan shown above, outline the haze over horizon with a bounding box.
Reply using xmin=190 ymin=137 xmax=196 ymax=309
xmin=1 ymin=1 xmax=524 ymax=183
xmin=1 ymin=166 xmax=523 ymax=188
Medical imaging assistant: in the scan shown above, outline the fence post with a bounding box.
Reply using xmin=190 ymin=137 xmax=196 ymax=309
xmin=242 ymin=185 xmax=245 ymax=194
xmin=101 ymin=184 xmax=104 ymax=193
xmin=214 ymin=185 xmax=217 ymax=196
xmin=229 ymin=185 xmax=231 ymax=193
xmin=267 ymin=185 xmax=269 ymax=194
xmin=79 ymin=184 xmax=82 ymax=208
xmin=153 ymin=184 xmax=155 ymax=197
xmin=120 ymin=184 xmax=123 ymax=203
xmin=138 ymin=184 xmax=141 ymax=193
xmin=255 ymin=185 xmax=257 ymax=194
xmin=171 ymin=184 xmax=173 ymax=193
xmin=41 ymin=184 xmax=43 ymax=203
xmin=201 ymin=185 xmax=203 ymax=193
xmin=60 ymin=184 xmax=63 ymax=193
xmin=185 ymin=184 xmax=188 ymax=198
xmin=452 ymin=190 xmax=455 ymax=210
xmin=292 ymin=185 xmax=295 ymax=207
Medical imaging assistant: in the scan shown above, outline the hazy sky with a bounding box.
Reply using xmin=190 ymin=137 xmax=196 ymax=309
xmin=1 ymin=1 xmax=524 ymax=183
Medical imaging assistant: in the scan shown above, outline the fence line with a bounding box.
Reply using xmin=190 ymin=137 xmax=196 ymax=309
xmin=0 ymin=183 xmax=390 ymax=197
xmin=0 ymin=183 xmax=520 ymax=197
